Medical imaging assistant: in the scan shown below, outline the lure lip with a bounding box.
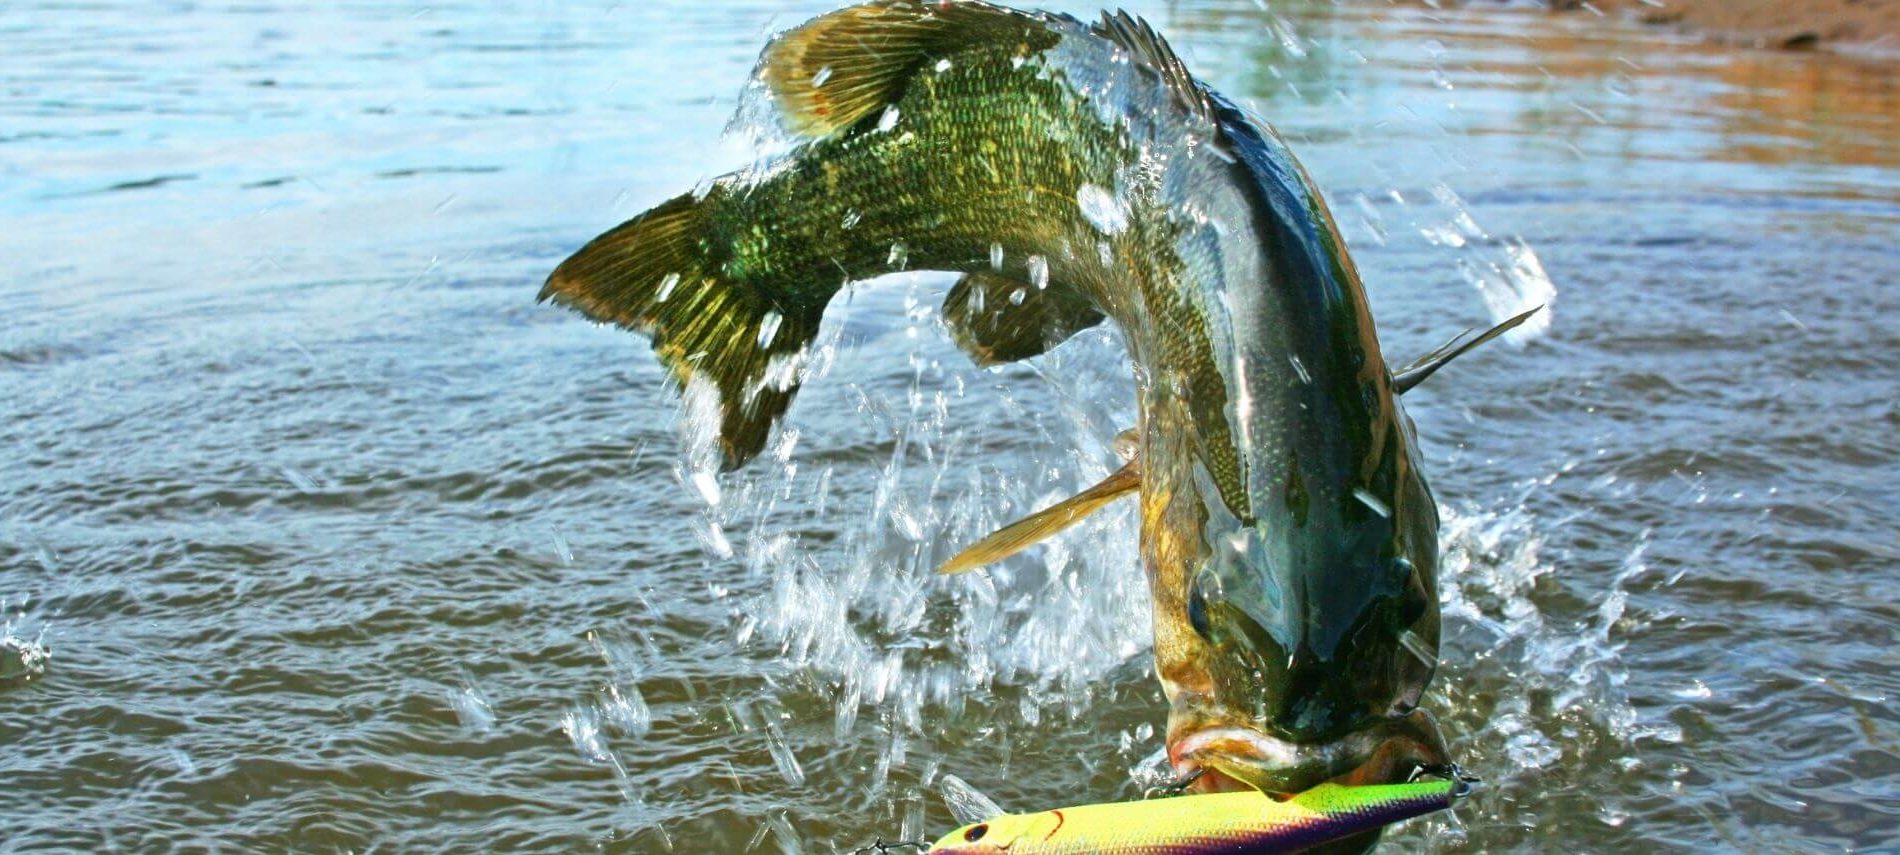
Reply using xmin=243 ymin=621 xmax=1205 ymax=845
xmin=1167 ymin=709 xmax=1451 ymax=796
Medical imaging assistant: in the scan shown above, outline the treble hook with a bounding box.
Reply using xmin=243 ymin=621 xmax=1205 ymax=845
xmin=848 ymin=838 xmax=931 ymax=854
xmin=1143 ymin=767 xmax=1205 ymax=799
xmin=1410 ymin=762 xmax=1481 ymax=798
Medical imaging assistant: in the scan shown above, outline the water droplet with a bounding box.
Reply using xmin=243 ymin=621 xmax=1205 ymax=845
xmin=1352 ymin=487 xmax=1390 ymax=518
xmin=933 ymin=58 xmax=953 ymax=73
xmin=280 ymin=466 xmax=320 ymax=493
xmin=168 ymin=746 xmax=198 ymax=776
xmin=656 ymin=272 xmax=681 ymax=302
xmin=1673 ymin=679 xmax=1713 ymax=700
xmin=1399 ymin=629 xmax=1435 ymax=666
xmin=561 ymin=703 xmax=609 ymax=762
xmin=761 ymin=716 xmax=805 ymax=785
xmin=877 ymin=105 xmax=900 ymax=132
xmin=692 ymin=518 xmax=733 ymax=558
xmin=1026 ymin=255 xmax=1049 ymax=290
xmin=1008 ymin=288 xmax=1026 ymax=306
xmin=1270 ymin=16 xmax=1308 ymax=58
xmin=810 ymin=65 xmax=832 ymax=87
xmin=0 ymin=634 xmax=49 ymax=682
xmin=1076 ymin=183 xmax=1129 ymax=235
xmin=834 ymin=681 xmax=862 ymax=740
xmin=602 ymin=683 xmax=652 ymax=737
xmin=900 ymin=794 xmax=924 ymax=843
xmin=689 ymin=469 xmax=721 ymax=506
xmin=1288 ymin=354 xmax=1312 ymax=384
xmin=768 ymin=811 xmax=803 ymax=854
xmin=840 ymin=209 xmax=861 ymax=229
xmin=989 ymin=242 xmax=1004 ymax=271
xmin=447 ymin=681 xmax=496 ymax=734
xmin=757 ymin=310 xmax=783 ymax=348
xmin=938 ymin=773 xmax=1005 ymax=825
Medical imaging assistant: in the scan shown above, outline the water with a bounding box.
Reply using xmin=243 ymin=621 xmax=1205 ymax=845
xmin=4 ymin=1 xmax=1897 ymax=850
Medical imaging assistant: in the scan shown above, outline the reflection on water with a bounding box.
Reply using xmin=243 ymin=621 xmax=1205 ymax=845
xmin=2 ymin=0 xmax=1896 ymax=851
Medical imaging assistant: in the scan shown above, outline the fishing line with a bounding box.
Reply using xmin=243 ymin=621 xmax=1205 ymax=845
xmin=1141 ymin=766 xmax=1205 ymax=799
xmin=848 ymin=838 xmax=930 ymax=854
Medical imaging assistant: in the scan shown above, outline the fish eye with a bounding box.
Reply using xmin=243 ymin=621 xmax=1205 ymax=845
xmin=964 ymin=823 xmax=989 ymax=842
xmin=1186 ymin=584 xmax=1212 ymax=640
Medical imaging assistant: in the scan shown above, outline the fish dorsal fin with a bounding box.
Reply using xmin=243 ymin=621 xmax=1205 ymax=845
xmin=758 ymin=0 xmax=1059 ymax=139
xmin=939 ymin=454 xmax=1140 ymax=574
xmin=1092 ymin=10 xmax=1211 ymax=122
xmin=1393 ymin=306 xmax=1543 ymax=394
xmin=942 ymin=270 xmax=1105 ymax=366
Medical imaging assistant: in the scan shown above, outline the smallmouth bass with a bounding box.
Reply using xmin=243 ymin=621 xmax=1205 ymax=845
xmin=543 ymin=2 xmax=1534 ymax=847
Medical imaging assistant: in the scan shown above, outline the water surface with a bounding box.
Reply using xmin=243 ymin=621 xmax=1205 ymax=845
xmin=3 ymin=1 xmax=1897 ymax=850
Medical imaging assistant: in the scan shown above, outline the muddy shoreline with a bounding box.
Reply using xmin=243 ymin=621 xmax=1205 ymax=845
xmin=1438 ymin=0 xmax=1900 ymax=54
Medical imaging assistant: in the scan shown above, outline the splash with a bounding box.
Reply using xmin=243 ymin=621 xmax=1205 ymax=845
xmin=0 ymin=597 xmax=50 ymax=684
xmin=1420 ymin=184 xmax=1557 ymax=344
xmin=714 ymin=274 xmax=1146 ymax=718
xmin=1382 ymin=500 xmax=1647 ymax=846
xmin=640 ymin=34 xmax=1596 ymax=845
xmin=0 ymin=634 xmax=49 ymax=683
xmin=938 ymin=772 xmax=1007 ymax=825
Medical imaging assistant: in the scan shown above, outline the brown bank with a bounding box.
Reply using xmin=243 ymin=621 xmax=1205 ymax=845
xmin=1439 ymin=0 xmax=1900 ymax=53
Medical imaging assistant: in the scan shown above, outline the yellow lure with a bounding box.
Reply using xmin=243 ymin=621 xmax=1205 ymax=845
xmin=925 ymin=779 xmax=1460 ymax=854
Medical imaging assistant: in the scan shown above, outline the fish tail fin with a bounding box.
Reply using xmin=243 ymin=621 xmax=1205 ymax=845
xmin=541 ymin=190 xmax=822 ymax=470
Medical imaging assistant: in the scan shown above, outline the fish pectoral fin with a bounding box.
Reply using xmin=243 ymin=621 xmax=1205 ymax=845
xmin=541 ymin=189 xmax=824 ymax=471
xmin=758 ymin=0 xmax=1059 ymax=139
xmin=1392 ymin=305 xmax=1544 ymax=394
xmin=938 ymin=456 xmax=1140 ymax=574
xmin=942 ymin=271 xmax=1106 ymax=366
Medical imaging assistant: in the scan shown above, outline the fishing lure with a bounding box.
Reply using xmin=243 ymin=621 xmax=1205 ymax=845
xmin=923 ymin=777 xmax=1467 ymax=854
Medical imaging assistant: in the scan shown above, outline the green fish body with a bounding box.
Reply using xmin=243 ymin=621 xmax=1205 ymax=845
xmin=543 ymin=1 xmax=1486 ymax=835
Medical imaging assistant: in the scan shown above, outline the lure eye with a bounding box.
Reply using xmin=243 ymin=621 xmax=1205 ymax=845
xmin=964 ymin=823 xmax=989 ymax=842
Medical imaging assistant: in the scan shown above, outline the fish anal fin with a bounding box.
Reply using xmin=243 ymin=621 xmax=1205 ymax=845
xmin=1393 ymin=305 xmax=1544 ymax=395
xmin=938 ymin=458 xmax=1140 ymax=574
xmin=942 ymin=270 xmax=1105 ymax=366
xmin=759 ymin=0 xmax=1059 ymax=139
xmin=542 ymin=189 xmax=823 ymax=471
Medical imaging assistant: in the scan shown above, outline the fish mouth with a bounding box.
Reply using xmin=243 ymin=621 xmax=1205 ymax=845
xmin=1166 ymin=710 xmax=1450 ymax=796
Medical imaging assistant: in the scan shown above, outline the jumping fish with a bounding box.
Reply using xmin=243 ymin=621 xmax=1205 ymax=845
xmin=541 ymin=2 xmax=1533 ymax=847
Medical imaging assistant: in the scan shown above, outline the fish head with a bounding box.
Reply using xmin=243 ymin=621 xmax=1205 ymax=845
xmin=1155 ymin=417 xmax=1449 ymax=798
